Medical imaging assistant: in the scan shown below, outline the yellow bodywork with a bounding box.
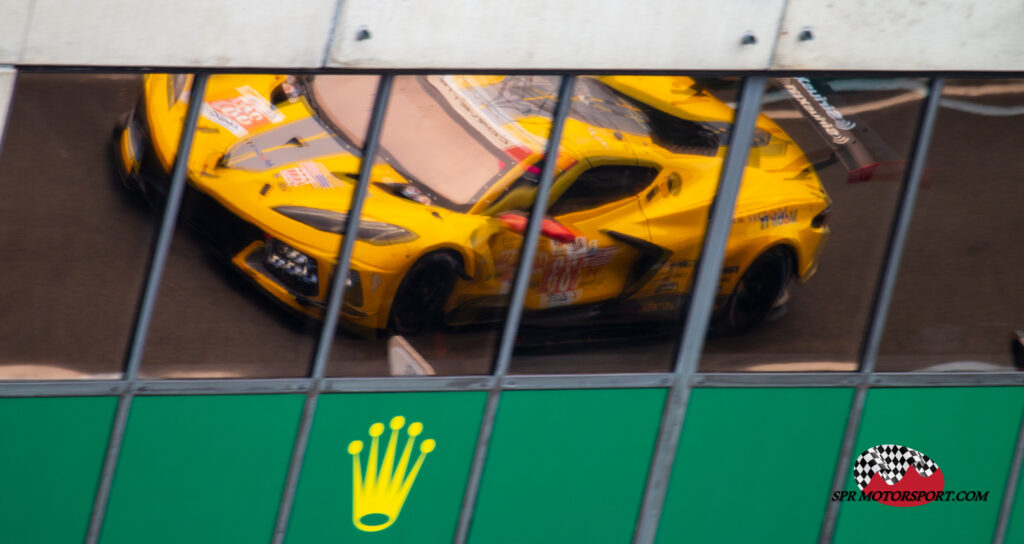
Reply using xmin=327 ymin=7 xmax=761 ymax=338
xmin=116 ymin=73 xmax=830 ymax=332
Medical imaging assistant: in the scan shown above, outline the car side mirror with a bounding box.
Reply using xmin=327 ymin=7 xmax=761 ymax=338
xmin=497 ymin=212 xmax=576 ymax=243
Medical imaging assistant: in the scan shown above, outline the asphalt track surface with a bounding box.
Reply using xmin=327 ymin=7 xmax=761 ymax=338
xmin=1 ymin=73 xmax=1022 ymax=379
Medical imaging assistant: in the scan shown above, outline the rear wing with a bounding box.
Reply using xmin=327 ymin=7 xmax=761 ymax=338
xmin=772 ymin=77 xmax=909 ymax=184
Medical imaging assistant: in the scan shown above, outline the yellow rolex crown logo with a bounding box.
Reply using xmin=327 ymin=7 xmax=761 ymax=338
xmin=348 ymin=416 xmax=436 ymax=532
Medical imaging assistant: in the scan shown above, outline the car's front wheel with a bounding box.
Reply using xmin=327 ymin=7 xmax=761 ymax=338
xmin=716 ymin=246 xmax=793 ymax=334
xmin=386 ymin=252 xmax=459 ymax=335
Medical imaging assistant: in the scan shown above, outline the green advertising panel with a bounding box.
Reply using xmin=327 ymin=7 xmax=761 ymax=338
xmin=0 ymin=396 xmax=116 ymax=544
xmin=468 ymin=388 xmax=666 ymax=544
xmin=834 ymin=388 xmax=1024 ymax=543
xmin=286 ymin=391 xmax=487 ymax=544
xmin=655 ymin=388 xmax=853 ymax=544
xmin=99 ymin=394 xmax=303 ymax=544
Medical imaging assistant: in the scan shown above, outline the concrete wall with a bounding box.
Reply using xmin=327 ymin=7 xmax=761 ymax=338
xmin=0 ymin=0 xmax=1018 ymax=70
xmin=0 ymin=0 xmax=1014 ymax=164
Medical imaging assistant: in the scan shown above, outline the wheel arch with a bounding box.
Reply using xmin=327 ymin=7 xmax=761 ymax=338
xmin=385 ymin=248 xmax=465 ymax=334
xmin=713 ymin=241 xmax=797 ymax=334
xmin=422 ymin=245 xmax=470 ymax=280
xmin=722 ymin=238 xmax=800 ymax=293
xmin=767 ymin=242 xmax=799 ymax=280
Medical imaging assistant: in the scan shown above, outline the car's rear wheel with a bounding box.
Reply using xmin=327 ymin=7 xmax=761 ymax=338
xmin=387 ymin=252 xmax=459 ymax=335
xmin=717 ymin=246 xmax=792 ymax=334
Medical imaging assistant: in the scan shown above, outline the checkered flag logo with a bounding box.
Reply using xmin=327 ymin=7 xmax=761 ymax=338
xmin=854 ymin=444 xmax=940 ymax=490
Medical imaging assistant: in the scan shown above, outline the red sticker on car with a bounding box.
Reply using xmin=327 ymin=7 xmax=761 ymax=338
xmin=203 ymin=86 xmax=284 ymax=137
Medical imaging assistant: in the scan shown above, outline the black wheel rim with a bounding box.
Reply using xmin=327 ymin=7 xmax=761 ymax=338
xmin=390 ymin=259 xmax=455 ymax=334
xmin=730 ymin=250 xmax=790 ymax=332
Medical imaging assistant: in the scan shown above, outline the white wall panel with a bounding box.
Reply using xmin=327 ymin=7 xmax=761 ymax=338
xmin=774 ymin=0 xmax=1024 ymax=70
xmin=326 ymin=0 xmax=785 ymax=70
xmin=19 ymin=0 xmax=338 ymax=67
xmin=0 ymin=1 xmax=34 ymax=63
xmin=5 ymin=0 xmax=1022 ymax=71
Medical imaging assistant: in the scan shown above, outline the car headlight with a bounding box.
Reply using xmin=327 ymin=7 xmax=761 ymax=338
xmin=343 ymin=268 xmax=363 ymax=308
xmin=264 ymin=238 xmax=319 ymax=296
xmin=272 ymin=206 xmax=419 ymax=245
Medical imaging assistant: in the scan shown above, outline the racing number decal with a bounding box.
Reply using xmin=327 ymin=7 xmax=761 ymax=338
xmin=210 ymin=97 xmax=270 ymax=130
xmin=539 ymin=238 xmax=593 ymax=307
xmin=203 ymin=86 xmax=285 ymax=137
xmin=542 ymin=254 xmax=583 ymax=302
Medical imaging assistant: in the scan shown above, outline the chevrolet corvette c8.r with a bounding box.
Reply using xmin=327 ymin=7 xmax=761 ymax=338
xmin=115 ymin=74 xmax=831 ymax=335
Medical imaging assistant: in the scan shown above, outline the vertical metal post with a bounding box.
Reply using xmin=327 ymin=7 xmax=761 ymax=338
xmin=816 ymin=385 xmax=867 ymax=544
xmin=123 ymin=73 xmax=210 ymax=380
xmin=632 ymin=75 xmax=767 ymax=544
xmin=993 ymin=405 xmax=1024 ymax=543
xmin=817 ymin=77 xmax=945 ymax=544
xmin=271 ymin=74 xmax=394 ymax=544
xmin=857 ymin=77 xmax=945 ymax=375
xmin=0 ymin=66 xmax=17 ymax=154
xmin=85 ymin=73 xmax=210 ymax=544
xmin=454 ymin=76 xmax=577 ymax=544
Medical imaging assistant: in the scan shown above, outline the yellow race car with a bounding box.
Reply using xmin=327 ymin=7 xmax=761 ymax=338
xmin=115 ymin=74 xmax=830 ymax=335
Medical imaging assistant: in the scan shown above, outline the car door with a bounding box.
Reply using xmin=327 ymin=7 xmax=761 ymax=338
xmin=634 ymin=166 xmax=717 ymax=302
xmin=522 ymin=161 xmax=659 ymax=309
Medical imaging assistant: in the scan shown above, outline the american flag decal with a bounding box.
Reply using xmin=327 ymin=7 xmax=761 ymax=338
xmin=280 ymin=161 xmax=335 ymax=190
xmin=583 ymin=247 xmax=616 ymax=268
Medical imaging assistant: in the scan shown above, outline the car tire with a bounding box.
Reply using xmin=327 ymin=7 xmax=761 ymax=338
xmin=717 ymin=246 xmax=792 ymax=334
xmin=387 ymin=252 xmax=459 ymax=335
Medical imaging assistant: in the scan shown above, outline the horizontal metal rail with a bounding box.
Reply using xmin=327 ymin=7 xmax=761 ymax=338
xmin=1 ymin=370 xmax=1023 ymax=397
xmin=17 ymin=64 xmax=1024 ymax=79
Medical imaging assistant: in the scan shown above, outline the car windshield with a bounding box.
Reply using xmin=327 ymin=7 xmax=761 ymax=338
xmin=310 ymin=75 xmax=527 ymax=209
xmin=463 ymin=76 xmax=727 ymax=157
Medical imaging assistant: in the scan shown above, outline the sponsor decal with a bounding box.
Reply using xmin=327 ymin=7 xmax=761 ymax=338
xmin=490 ymin=241 xmax=521 ymax=293
xmin=278 ymin=161 xmax=338 ymax=190
xmin=542 ymin=290 xmax=577 ymax=307
xmin=348 ymin=416 xmax=435 ymax=532
xmin=428 ymin=75 xmax=524 ymax=157
xmin=643 ymin=301 xmax=675 ymax=313
xmin=202 ymin=86 xmax=285 ymax=137
xmin=830 ymin=444 xmax=990 ymax=507
xmin=536 ymin=237 xmax=618 ymax=307
xmin=201 ymin=105 xmax=245 ymax=137
xmin=779 ymin=77 xmax=855 ymax=145
xmin=243 ymin=138 xmax=275 ymax=168
xmin=493 ymin=248 xmax=519 ymax=293
xmin=539 ymin=251 xmax=583 ymax=308
xmin=748 ymin=208 xmax=798 ymax=230
xmin=538 ymin=237 xmax=584 ymax=307
xmin=655 ymin=281 xmax=678 ymax=294
xmin=583 ymin=246 xmax=617 ymax=268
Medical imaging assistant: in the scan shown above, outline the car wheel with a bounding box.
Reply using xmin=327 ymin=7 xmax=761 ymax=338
xmin=387 ymin=252 xmax=459 ymax=335
xmin=718 ymin=247 xmax=792 ymax=334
